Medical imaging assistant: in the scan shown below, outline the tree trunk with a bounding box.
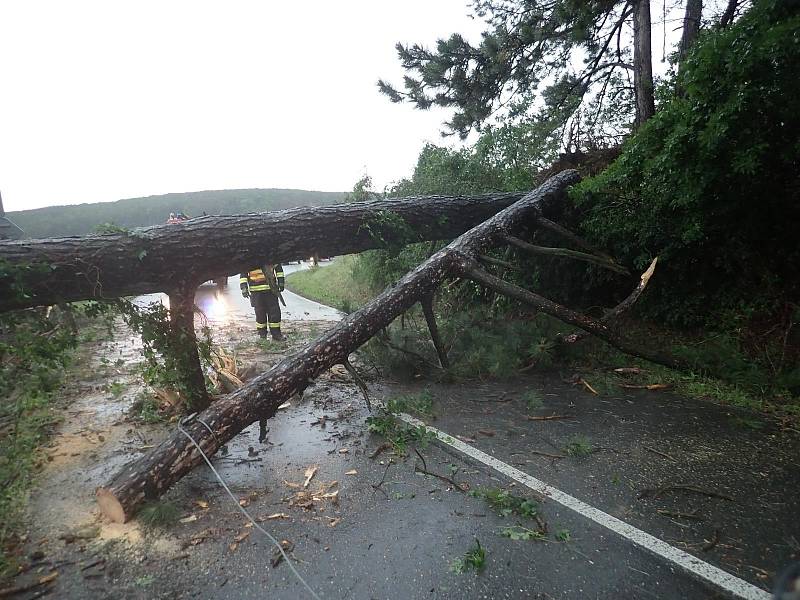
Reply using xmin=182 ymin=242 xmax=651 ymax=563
xmin=718 ymin=0 xmax=739 ymax=28
xmin=96 ymin=171 xmax=581 ymax=523
xmin=0 ymin=192 xmax=529 ymax=313
xmin=167 ymin=285 xmax=210 ymax=412
xmin=679 ymin=0 xmax=703 ymax=63
xmin=633 ymin=0 xmax=656 ymax=127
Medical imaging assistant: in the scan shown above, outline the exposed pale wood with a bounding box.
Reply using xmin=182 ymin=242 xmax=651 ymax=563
xmin=560 ymin=257 xmax=658 ymax=344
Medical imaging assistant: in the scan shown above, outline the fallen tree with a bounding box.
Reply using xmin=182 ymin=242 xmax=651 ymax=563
xmin=97 ymin=170 xmax=680 ymax=523
xmin=0 ymin=192 xmax=533 ymax=313
xmin=1 ymin=191 xmax=536 ymax=410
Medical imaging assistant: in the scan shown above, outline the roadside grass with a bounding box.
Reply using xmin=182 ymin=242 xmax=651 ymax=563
xmin=558 ymin=320 xmax=799 ymax=418
xmin=0 ymin=320 xmax=111 ymax=577
xmin=285 ymin=255 xmax=372 ymax=313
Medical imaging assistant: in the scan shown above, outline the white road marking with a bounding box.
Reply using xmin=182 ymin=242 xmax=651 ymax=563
xmin=398 ymin=413 xmax=772 ymax=600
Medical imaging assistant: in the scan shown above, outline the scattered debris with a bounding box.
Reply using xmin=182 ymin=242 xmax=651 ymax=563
xmin=0 ymin=571 xmax=58 ymax=598
xmin=702 ymin=528 xmax=722 ymax=552
xmin=477 ymin=429 xmax=496 ymax=437
xmin=638 ymin=484 xmax=734 ymax=502
xmin=526 ymin=415 xmax=572 ymax=421
xmin=656 ymin=508 xmax=704 ymax=521
xmin=270 ymin=539 xmax=294 ymax=568
xmin=613 ymin=367 xmax=646 ymax=376
xmin=643 ymin=445 xmax=678 ymax=462
xmin=528 ymin=450 xmax=566 ymax=459
xmin=619 ymin=383 xmax=672 ymax=391
xmin=579 ymin=378 xmax=599 ymax=395
xmin=179 ymin=515 xmax=198 ymax=524
xmin=262 ymin=513 xmax=290 ymax=521
xmin=287 ymin=481 xmax=340 ymax=510
xmin=368 ymin=443 xmax=391 ymax=459
xmin=303 ymin=465 xmax=319 ymax=488
xmin=345 ymin=469 xmax=358 ymax=476
xmin=229 ymin=530 xmax=251 ymax=552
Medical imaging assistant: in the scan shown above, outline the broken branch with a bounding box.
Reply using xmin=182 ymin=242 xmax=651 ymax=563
xmin=505 ymin=235 xmax=630 ymax=275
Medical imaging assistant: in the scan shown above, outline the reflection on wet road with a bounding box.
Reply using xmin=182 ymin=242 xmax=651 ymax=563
xmin=134 ymin=261 xmax=343 ymax=325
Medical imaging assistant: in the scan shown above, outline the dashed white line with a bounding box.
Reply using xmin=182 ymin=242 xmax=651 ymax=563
xmin=398 ymin=413 xmax=772 ymax=600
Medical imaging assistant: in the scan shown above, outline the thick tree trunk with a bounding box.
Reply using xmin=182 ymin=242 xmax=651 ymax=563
xmin=96 ymin=171 xmax=581 ymax=523
xmin=633 ymin=0 xmax=656 ymax=127
xmin=0 ymin=192 xmax=529 ymax=313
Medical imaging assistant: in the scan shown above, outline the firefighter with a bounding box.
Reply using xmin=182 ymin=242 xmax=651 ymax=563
xmin=240 ymin=264 xmax=285 ymax=340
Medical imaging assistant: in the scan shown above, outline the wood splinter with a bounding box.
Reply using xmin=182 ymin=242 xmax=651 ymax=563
xmin=342 ymin=359 xmax=371 ymax=411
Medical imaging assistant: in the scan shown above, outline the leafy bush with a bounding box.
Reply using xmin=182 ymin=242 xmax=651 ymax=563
xmin=573 ymin=0 xmax=800 ymax=326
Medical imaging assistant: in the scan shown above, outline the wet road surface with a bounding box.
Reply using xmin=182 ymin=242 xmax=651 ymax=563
xmin=16 ymin=283 xmax=797 ymax=599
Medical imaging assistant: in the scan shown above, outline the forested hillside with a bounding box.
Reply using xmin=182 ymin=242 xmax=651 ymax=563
xmin=7 ymin=188 xmax=345 ymax=238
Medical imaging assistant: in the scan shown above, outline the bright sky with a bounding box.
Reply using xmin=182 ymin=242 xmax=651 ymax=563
xmin=0 ymin=1 xmax=484 ymax=211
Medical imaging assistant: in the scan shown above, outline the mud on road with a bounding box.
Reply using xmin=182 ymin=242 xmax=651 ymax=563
xmin=6 ymin=288 xmax=799 ymax=599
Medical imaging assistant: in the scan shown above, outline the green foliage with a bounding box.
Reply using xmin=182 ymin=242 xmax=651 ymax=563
xmin=0 ymin=298 xmax=113 ymax=576
xmin=450 ymin=539 xmax=486 ymax=573
xmin=130 ymin=392 xmax=165 ymax=424
xmin=343 ymin=175 xmax=381 ymax=203
xmin=564 ymin=435 xmax=594 ymax=458
xmin=366 ymin=413 xmax=434 ymax=455
xmin=384 ymin=390 xmax=435 ymax=417
xmin=380 ymin=2 xmax=635 ymax=140
xmin=573 ymin=0 xmax=800 ymax=326
xmin=138 ymin=500 xmax=180 ymax=528
xmin=555 ymin=528 xmax=572 ymax=542
xmin=469 ymin=487 xmax=539 ymax=519
xmin=499 ymin=525 xmax=547 ymax=541
xmin=106 ymin=381 xmax=125 ymax=398
xmin=93 ymin=222 xmax=129 ymax=234
xmin=115 ymin=300 xmax=213 ymax=412
xmin=522 ymin=390 xmax=544 ymax=411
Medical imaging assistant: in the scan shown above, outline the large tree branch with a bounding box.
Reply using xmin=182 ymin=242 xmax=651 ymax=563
xmin=458 ymin=256 xmax=685 ymax=370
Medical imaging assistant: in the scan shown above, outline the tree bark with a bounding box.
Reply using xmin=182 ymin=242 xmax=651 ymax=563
xmin=678 ymin=0 xmax=703 ymax=65
xmin=167 ymin=286 xmax=210 ymax=411
xmin=421 ymin=294 xmax=449 ymax=369
xmin=0 ymin=192 xmax=529 ymax=313
xmin=718 ymin=0 xmax=739 ymax=28
xmin=633 ymin=0 xmax=656 ymax=127
xmin=96 ymin=171 xmax=581 ymax=523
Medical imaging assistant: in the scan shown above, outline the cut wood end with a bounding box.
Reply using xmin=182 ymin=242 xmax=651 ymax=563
xmin=640 ymin=257 xmax=658 ymax=284
xmin=96 ymin=487 xmax=127 ymax=523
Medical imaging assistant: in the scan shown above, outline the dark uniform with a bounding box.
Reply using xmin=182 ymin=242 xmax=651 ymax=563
xmin=240 ymin=265 xmax=285 ymax=339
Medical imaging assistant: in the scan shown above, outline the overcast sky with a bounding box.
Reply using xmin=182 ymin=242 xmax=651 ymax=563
xmin=0 ymin=1 xmax=485 ymax=211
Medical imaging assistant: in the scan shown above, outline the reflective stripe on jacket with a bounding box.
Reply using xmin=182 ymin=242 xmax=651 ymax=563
xmin=240 ymin=265 xmax=285 ymax=293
